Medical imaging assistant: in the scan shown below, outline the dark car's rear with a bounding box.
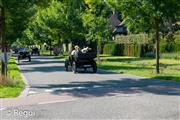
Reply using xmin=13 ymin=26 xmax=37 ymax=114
xmin=18 ymin=48 xmax=31 ymax=62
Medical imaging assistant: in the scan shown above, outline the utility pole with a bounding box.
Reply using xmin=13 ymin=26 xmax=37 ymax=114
xmin=0 ymin=5 xmax=7 ymax=78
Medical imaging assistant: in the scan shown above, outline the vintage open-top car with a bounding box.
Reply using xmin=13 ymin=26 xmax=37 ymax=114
xmin=18 ymin=48 xmax=31 ymax=62
xmin=65 ymin=51 xmax=97 ymax=73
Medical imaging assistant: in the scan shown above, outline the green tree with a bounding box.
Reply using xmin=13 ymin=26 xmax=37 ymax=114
xmin=109 ymin=0 xmax=180 ymax=74
xmin=83 ymin=0 xmax=111 ymax=56
xmin=0 ymin=0 xmax=50 ymax=77
xmin=21 ymin=0 xmax=86 ymax=52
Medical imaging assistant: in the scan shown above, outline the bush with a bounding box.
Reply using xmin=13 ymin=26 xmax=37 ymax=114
xmin=103 ymin=43 xmax=145 ymax=57
xmin=121 ymin=43 xmax=144 ymax=57
xmin=160 ymin=38 xmax=177 ymax=53
xmin=143 ymin=52 xmax=155 ymax=58
xmin=160 ymin=32 xmax=180 ymax=53
xmin=174 ymin=33 xmax=180 ymax=52
xmin=160 ymin=53 xmax=180 ymax=60
xmin=103 ymin=43 xmax=113 ymax=55
xmin=103 ymin=43 xmax=124 ymax=56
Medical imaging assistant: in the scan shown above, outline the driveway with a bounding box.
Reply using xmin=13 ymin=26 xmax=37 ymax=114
xmin=1 ymin=56 xmax=180 ymax=120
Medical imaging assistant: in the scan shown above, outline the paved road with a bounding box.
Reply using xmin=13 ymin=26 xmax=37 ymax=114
xmin=1 ymin=56 xmax=180 ymax=120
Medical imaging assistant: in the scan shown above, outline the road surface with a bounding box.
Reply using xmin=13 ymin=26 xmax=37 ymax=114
xmin=1 ymin=56 xmax=180 ymax=120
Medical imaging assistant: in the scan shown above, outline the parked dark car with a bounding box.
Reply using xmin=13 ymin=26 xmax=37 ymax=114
xmin=65 ymin=51 xmax=97 ymax=73
xmin=31 ymin=47 xmax=40 ymax=56
xmin=18 ymin=48 xmax=31 ymax=62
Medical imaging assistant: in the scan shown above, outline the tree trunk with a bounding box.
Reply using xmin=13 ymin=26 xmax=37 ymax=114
xmin=97 ymin=38 xmax=101 ymax=63
xmin=155 ymin=20 xmax=160 ymax=74
xmin=65 ymin=42 xmax=68 ymax=53
xmin=0 ymin=6 xmax=7 ymax=77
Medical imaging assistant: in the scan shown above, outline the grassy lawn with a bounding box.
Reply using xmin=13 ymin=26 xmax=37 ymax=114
xmin=98 ymin=55 xmax=180 ymax=82
xmin=0 ymin=57 xmax=24 ymax=98
xmin=160 ymin=52 xmax=180 ymax=59
xmin=40 ymin=49 xmax=52 ymax=56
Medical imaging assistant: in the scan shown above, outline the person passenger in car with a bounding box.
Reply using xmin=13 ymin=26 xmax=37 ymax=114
xmin=70 ymin=45 xmax=80 ymax=65
xmin=81 ymin=47 xmax=92 ymax=53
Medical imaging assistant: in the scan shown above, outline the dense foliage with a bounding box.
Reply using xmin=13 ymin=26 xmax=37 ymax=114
xmin=6 ymin=0 xmax=112 ymax=50
xmin=103 ymin=43 xmax=146 ymax=57
xmin=1 ymin=0 xmax=179 ymax=74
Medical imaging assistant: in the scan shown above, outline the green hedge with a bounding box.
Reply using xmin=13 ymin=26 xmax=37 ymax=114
xmin=103 ymin=43 xmax=123 ymax=56
xmin=123 ymin=43 xmax=144 ymax=57
xmin=103 ymin=32 xmax=180 ymax=57
xmin=174 ymin=33 xmax=180 ymax=52
xmin=103 ymin=43 xmax=145 ymax=57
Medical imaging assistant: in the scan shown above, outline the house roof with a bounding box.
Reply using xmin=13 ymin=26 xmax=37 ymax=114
xmin=109 ymin=11 xmax=127 ymax=35
xmin=109 ymin=12 xmax=121 ymax=29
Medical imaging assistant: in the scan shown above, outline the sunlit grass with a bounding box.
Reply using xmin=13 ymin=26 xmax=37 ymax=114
xmin=98 ymin=55 xmax=180 ymax=82
xmin=0 ymin=57 xmax=24 ymax=98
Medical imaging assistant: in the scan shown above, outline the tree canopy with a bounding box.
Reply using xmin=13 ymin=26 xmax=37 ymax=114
xmin=1 ymin=0 xmax=179 ymax=75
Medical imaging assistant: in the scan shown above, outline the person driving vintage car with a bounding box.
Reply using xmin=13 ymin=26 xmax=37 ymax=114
xmin=65 ymin=45 xmax=97 ymax=73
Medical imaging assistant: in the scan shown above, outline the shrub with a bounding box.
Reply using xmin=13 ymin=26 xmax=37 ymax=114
xmin=103 ymin=43 xmax=125 ymax=56
xmin=103 ymin=42 xmax=145 ymax=57
xmin=122 ymin=43 xmax=144 ymax=57
xmin=160 ymin=53 xmax=180 ymax=60
xmin=143 ymin=52 xmax=155 ymax=58
xmin=160 ymin=32 xmax=180 ymax=53
xmin=103 ymin=43 xmax=117 ymax=55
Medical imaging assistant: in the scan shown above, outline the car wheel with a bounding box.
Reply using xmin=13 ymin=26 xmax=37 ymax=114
xmin=92 ymin=62 xmax=97 ymax=73
xmin=29 ymin=56 xmax=31 ymax=62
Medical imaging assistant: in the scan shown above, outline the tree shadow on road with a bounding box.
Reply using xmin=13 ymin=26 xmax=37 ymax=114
xmin=31 ymin=78 xmax=180 ymax=98
xmin=21 ymin=65 xmax=65 ymax=73
xmin=18 ymin=60 xmax=64 ymax=66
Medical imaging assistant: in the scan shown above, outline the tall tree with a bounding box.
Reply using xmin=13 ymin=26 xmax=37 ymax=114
xmin=21 ymin=0 xmax=86 ymax=51
xmin=109 ymin=0 xmax=180 ymax=74
xmin=83 ymin=0 xmax=111 ymax=54
xmin=0 ymin=1 xmax=6 ymax=76
xmin=0 ymin=0 xmax=50 ymax=77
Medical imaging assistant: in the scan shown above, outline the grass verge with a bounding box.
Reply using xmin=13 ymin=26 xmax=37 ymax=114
xmin=0 ymin=57 xmax=25 ymax=98
xmin=160 ymin=52 xmax=180 ymax=59
xmin=98 ymin=55 xmax=180 ymax=82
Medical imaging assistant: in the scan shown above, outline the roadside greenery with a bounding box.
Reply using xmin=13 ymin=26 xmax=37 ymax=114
xmin=99 ymin=55 xmax=180 ymax=82
xmin=0 ymin=58 xmax=24 ymax=98
xmin=160 ymin=53 xmax=180 ymax=60
xmin=103 ymin=31 xmax=180 ymax=58
xmin=0 ymin=0 xmax=179 ymax=83
xmin=14 ymin=0 xmax=111 ymax=51
xmin=108 ymin=0 xmax=179 ymax=74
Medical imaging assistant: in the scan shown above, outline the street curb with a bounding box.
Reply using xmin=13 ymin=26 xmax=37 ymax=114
xmin=18 ymin=72 xmax=30 ymax=98
xmin=15 ymin=60 xmax=30 ymax=98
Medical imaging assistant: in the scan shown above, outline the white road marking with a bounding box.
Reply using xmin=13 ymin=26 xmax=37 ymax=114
xmin=76 ymin=87 xmax=86 ymax=89
xmin=58 ymin=87 xmax=87 ymax=90
xmin=45 ymin=89 xmax=53 ymax=92
xmin=44 ymin=86 xmax=101 ymax=93
xmin=59 ymin=88 xmax=74 ymax=90
xmin=38 ymin=99 xmax=77 ymax=105
xmin=28 ymin=91 xmax=38 ymax=94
